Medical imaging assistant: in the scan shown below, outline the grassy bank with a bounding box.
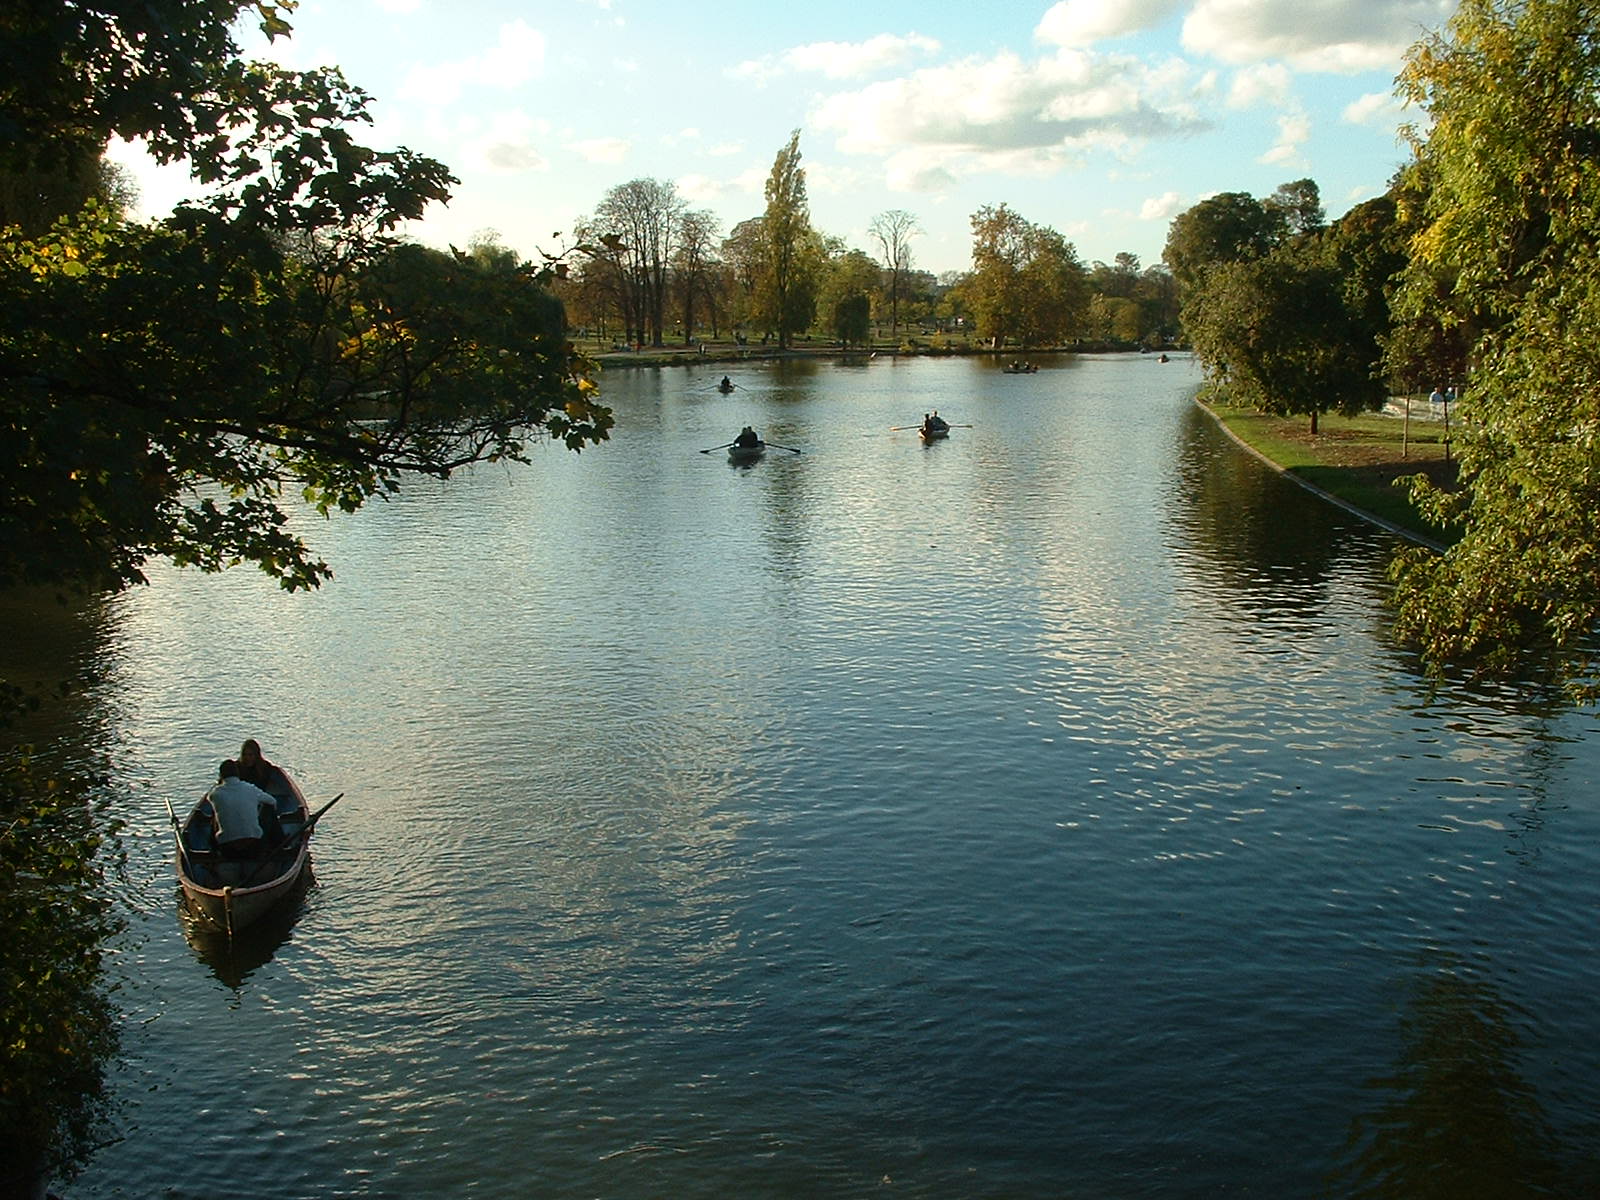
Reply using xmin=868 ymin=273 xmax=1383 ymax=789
xmin=1199 ymin=396 xmax=1460 ymax=547
xmin=577 ymin=332 xmax=1152 ymax=370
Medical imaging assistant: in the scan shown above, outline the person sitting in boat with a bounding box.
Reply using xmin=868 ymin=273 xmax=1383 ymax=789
xmin=924 ymin=411 xmax=949 ymax=434
xmin=734 ymin=425 xmax=760 ymax=448
xmin=207 ymin=759 xmax=278 ymax=859
xmin=236 ymin=738 xmax=288 ymax=796
xmin=720 ymin=375 xmax=734 ymax=391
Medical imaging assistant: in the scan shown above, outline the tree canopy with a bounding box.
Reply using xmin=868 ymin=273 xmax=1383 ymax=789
xmin=1387 ymin=0 xmax=1600 ymax=695
xmin=760 ymin=130 xmax=818 ymax=350
xmin=968 ymin=204 xmax=1089 ymax=349
xmin=1 ymin=4 xmax=609 ymax=596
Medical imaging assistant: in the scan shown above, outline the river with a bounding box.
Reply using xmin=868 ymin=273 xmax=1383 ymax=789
xmin=23 ymin=352 xmax=1600 ymax=1197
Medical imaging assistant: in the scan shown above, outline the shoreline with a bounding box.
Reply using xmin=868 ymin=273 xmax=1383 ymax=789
xmin=586 ymin=341 xmax=1157 ymax=371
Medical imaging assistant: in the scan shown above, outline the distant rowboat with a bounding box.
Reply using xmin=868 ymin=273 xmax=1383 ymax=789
xmin=728 ymin=440 xmax=765 ymax=464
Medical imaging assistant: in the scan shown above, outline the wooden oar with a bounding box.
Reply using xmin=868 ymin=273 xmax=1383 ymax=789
xmin=164 ymin=796 xmax=196 ymax=875
xmin=700 ymin=442 xmax=736 ymax=453
xmin=238 ymin=793 xmax=342 ymax=886
xmin=765 ymin=443 xmax=804 ymax=454
xmin=286 ymin=792 xmax=344 ymax=849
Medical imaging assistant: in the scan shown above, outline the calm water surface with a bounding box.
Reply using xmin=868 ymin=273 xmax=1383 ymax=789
xmin=24 ymin=353 xmax=1600 ymax=1197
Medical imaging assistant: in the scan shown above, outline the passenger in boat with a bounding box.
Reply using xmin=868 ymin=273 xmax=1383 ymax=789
xmin=734 ymin=426 xmax=760 ymax=448
xmin=207 ymin=759 xmax=278 ymax=859
xmin=237 ymin=738 xmax=287 ymax=795
xmin=720 ymin=375 xmax=734 ymax=391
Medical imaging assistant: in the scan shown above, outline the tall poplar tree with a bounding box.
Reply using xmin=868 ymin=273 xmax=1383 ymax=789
xmin=761 ymin=130 xmax=816 ymax=350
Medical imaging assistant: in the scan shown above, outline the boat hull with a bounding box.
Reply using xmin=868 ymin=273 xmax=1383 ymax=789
xmin=728 ymin=442 xmax=765 ymax=464
xmin=920 ymin=426 xmax=950 ymax=441
xmin=177 ymin=772 xmax=312 ymax=935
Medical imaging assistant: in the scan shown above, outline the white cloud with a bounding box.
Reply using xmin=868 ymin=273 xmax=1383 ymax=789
xmin=401 ymin=19 xmax=547 ymax=104
xmin=1182 ymin=0 xmax=1454 ymax=73
xmin=1036 ymin=0 xmax=1188 ymax=47
xmin=733 ymin=32 xmax=941 ymax=82
xmin=1260 ymin=110 xmax=1311 ymax=164
xmin=1226 ymin=63 xmax=1292 ymax=109
xmin=812 ymin=46 xmax=1207 ymax=188
xmin=373 ymin=0 xmax=421 ymax=12
xmin=1343 ymin=90 xmax=1404 ymax=125
xmin=1140 ymin=189 xmax=1184 ymax=220
xmin=568 ymin=137 xmax=630 ymax=164
xmin=466 ymin=110 xmax=550 ymax=174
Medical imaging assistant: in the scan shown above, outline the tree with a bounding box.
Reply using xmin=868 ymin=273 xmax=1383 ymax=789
xmin=869 ymin=209 xmax=920 ymax=335
xmin=721 ymin=216 xmax=767 ymax=335
xmin=1387 ymin=0 xmax=1600 ymax=695
xmin=582 ymin=177 xmax=685 ymax=347
xmin=820 ymin=247 xmax=879 ymax=348
xmin=969 ymin=204 xmax=1088 ymax=349
xmin=760 ymin=130 xmax=816 ymax=349
xmin=0 ymin=734 xmax=123 ymax=1196
xmin=1265 ymin=178 xmax=1326 ymax=237
xmin=1186 ymin=240 xmax=1385 ymax=432
xmin=1015 ymin=224 xmax=1089 ymax=348
xmin=673 ymin=209 xmax=721 ymax=343
xmin=832 ymin=293 xmax=871 ymax=348
xmin=1162 ymin=191 xmax=1283 ymax=298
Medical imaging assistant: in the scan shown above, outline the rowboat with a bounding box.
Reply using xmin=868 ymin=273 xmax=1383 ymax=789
xmin=172 ymin=771 xmax=313 ymax=936
xmin=728 ymin=440 xmax=765 ymax=464
xmin=920 ymin=424 xmax=950 ymax=441
xmin=1002 ymin=361 xmax=1037 ymax=374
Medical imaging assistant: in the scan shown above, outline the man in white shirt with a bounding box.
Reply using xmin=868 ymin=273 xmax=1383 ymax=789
xmin=206 ymin=759 xmax=277 ymax=859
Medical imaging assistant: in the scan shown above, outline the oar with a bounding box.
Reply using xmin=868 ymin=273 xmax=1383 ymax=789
xmin=286 ymin=792 xmax=344 ymax=849
xmin=164 ymin=796 xmax=196 ymax=875
xmin=238 ymin=793 xmax=343 ymax=887
xmin=700 ymin=442 xmax=736 ymax=453
xmin=765 ymin=443 xmax=804 ymax=454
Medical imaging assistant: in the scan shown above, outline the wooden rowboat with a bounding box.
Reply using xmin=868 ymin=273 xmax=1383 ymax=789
xmin=1002 ymin=362 xmax=1037 ymax=374
xmin=172 ymin=771 xmax=313 ymax=936
xmin=728 ymin=440 xmax=765 ymax=464
xmin=920 ymin=422 xmax=950 ymax=441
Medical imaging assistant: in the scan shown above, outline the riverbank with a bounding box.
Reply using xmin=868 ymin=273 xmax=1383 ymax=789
xmin=1197 ymin=395 xmax=1459 ymax=550
xmin=583 ymin=335 xmax=1153 ymax=371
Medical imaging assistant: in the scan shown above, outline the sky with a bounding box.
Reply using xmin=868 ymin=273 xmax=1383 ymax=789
xmin=108 ymin=0 xmax=1457 ymax=277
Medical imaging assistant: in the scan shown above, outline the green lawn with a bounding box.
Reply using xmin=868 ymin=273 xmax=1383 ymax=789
xmin=1201 ymin=399 xmax=1460 ymax=546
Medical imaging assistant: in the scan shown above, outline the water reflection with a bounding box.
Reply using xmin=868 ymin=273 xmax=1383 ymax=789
xmin=1335 ymin=959 xmax=1566 ymax=1198
xmin=1168 ymin=403 xmax=1384 ymax=614
xmin=178 ymin=869 xmax=314 ymax=993
xmin=23 ymin=353 xmax=1600 ymax=1199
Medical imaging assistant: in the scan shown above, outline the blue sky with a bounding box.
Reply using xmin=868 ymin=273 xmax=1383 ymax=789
xmin=110 ymin=0 xmax=1456 ymax=276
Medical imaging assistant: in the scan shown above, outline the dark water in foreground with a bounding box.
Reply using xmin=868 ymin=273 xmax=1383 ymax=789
xmin=21 ymin=353 xmax=1600 ymax=1197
